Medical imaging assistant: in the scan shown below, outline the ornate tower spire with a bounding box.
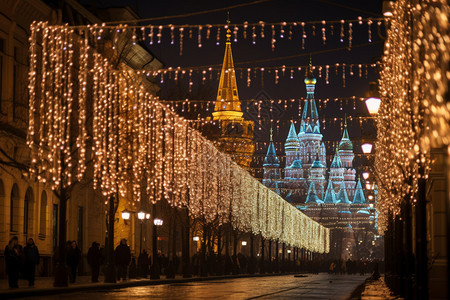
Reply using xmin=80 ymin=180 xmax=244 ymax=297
xmin=300 ymin=57 xmax=320 ymax=134
xmin=212 ymin=14 xmax=242 ymax=120
xmin=205 ymin=12 xmax=254 ymax=171
xmin=263 ymin=128 xmax=279 ymax=168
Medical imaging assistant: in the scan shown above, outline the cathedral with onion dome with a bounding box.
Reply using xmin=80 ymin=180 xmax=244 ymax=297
xmin=262 ymin=63 xmax=376 ymax=260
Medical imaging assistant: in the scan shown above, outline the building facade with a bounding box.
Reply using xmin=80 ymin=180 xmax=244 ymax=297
xmin=262 ymin=65 xmax=376 ymax=260
xmin=0 ymin=0 xmax=163 ymax=278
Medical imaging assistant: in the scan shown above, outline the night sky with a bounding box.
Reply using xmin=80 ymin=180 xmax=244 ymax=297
xmin=81 ymin=0 xmax=384 ymax=175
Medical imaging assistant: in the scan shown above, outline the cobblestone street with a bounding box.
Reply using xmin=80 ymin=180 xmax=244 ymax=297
xmin=11 ymin=274 xmax=367 ymax=300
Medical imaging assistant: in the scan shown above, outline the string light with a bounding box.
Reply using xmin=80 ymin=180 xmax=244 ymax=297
xmin=375 ymin=0 xmax=449 ymax=231
xmin=28 ymin=21 xmax=330 ymax=253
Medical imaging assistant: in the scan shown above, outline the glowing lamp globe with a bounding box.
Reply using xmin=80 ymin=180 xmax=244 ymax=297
xmin=382 ymin=1 xmax=394 ymax=17
xmin=365 ymin=97 xmax=381 ymax=115
xmin=137 ymin=210 xmax=146 ymax=220
xmin=154 ymin=218 xmax=163 ymax=226
xmin=362 ymin=172 xmax=370 ymax=180
xmin=145 ymin=213 xmax=151 ymax=220
xmin=241 ymin=241 xmax=247 ymax=246
xmin=361 ymin=143 xmax=373 ymax=154
xmin=121 ymin=209 xmax=131 ymax=220
xmin=193 ymin=236 xmax=200 ymax=242
xmin=287 ymin=249 xmax=292 ymax=254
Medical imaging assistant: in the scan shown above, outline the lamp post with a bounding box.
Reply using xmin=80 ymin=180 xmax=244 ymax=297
xmin=121 ymin=209 xmax=150 ymax=254
xmin=137 ymin=210 xmax=149 ymax=254
xmin=150 ymin=217 xmax=163 ymax=279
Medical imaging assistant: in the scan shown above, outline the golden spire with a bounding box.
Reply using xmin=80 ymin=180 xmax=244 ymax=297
xmin=212 ymin=12 xmax=243 ymax=120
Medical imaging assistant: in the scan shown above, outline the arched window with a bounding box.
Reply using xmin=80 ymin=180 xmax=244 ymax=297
xmin=24 ymin=187 xmax=34 ymax=235
xmin=10 ymin=184 xmax=20 ymax=232
xmin=39 ymin=191 xmax=47 ymax=237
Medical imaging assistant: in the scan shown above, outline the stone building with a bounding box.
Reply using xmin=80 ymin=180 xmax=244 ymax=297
xmin=0 ymin=0 xmax=162 ymax=278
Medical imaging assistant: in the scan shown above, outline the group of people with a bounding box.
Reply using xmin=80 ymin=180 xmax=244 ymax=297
xmin=4 ymin=237 xmax=40 ymax=288
xmin=7 ymin=237 xmax=378 ymax=289
xmin=4 ymin=237 xmax=84 ymax=288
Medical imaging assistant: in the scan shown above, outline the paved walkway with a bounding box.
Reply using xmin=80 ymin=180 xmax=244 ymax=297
xmin=1 ymin=273 xmax=368 ymax=299
xmin=360 ymin=277 xmax=402 ymax=300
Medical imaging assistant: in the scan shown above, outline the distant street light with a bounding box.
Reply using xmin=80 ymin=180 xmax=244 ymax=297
xmin=365 ymin=98 xmax=381 ymax=115
xmin=193 ymin=236 xmax=200 ymax=241
xmin=121 ymin=209 xmax=131 ymax=221
xmin=242 ymin=241 xmax=247 ymax=246
xmin=137 ymin=210 xmax=146 ymax=220
xmin=154 ymin=218 xmax=163 ymax=226
xmin=383 ymin=1 xmax=394 ymax=17
xmin=364 ymin=82 xmax=381 ymax=115
xmin=361 ymin=143 xmax=373 ymax=154
xmin=362 ymin=171 xmax=370 ymax=180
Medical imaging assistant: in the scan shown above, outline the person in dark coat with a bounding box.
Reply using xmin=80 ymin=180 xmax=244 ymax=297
xmin=66 ymin=240 xmax=81 ymax=283
xmin=23 ymin=238 xmax=40 ymax=286
xmin=5 ymin=236 xmax=21 ymax=288
xmin=87 ymin=242 xmax=101 ymax=282
xmin=114 ymin=239 xmax=131 ymax=281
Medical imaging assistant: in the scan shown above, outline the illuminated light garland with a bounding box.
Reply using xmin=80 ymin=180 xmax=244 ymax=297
xmin=114 ymin=63 xmax=377 ymax=88
xmin=61 ymin=18 xmax=382 ymax=53
xmin=28 ymin=22 xmax=330 ymax=253
xmin=376 ymin=0 xmax=449 ymax=231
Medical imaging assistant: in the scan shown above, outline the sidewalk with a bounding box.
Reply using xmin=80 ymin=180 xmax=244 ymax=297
xmin=0 ymin=272 xmax=301 ymax=299
xmin=349 ymin=276 xmax=403 ymax=300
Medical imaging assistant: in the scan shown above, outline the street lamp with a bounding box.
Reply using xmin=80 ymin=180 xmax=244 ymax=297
xmin=121 ymin=209 xmax=131 ymax=221
xmin=150 ymin=217 xmax=164 ymax=279
xmin=382 ymin=1 xmax=394 ymax=17
xmin=365 ymin=98 xmax=381 ymax=115
xmin=364 ymin=82 xmax=381 ymax=115
xmin=137 ymin=210 xmax=146 ymax=221
xmin=362 ymin=171 xmax=370 ymax=180
xmin=137 ymin=210 xmax=149 ymax=255
xmin=361 ymin=143 xmax=373 ymax=154
xmin=193 ymin=236 xmax=200 ymax=241
xmin=241 ymin=241 xmax=247 ymax=246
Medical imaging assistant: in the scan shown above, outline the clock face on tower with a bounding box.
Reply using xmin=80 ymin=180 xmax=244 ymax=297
xmin=225 ymin=123 xmax=244 ymax=136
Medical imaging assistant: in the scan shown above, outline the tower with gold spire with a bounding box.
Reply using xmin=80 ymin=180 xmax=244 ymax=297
xmin=206 ymin=17 xmax=254 ymax=170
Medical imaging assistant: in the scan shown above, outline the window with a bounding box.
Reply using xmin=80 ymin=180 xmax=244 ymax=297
xmin=24 ymin=187 xmax=34 ymax=236
xmin=10 ymin=184 xmax=19 ymax=232
xmin=39 ymin=191 xmax=47 ymax=237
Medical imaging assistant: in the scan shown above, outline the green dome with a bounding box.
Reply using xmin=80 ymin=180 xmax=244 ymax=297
xmin=339 ymin=140 xmax=353 ymax=151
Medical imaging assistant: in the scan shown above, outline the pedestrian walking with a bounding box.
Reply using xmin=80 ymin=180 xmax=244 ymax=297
xmin=66 ymin=240 xmax=81 ymax=283
xmin=23 ymin=238 xmax=40 ymax=286
xmin=87 ymin=242 xmax=101 ymax=282
xmin=4 ymin=237 xmax=21 ymax=288
xmin=114 ymin=239 xmax=131 ymax=281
